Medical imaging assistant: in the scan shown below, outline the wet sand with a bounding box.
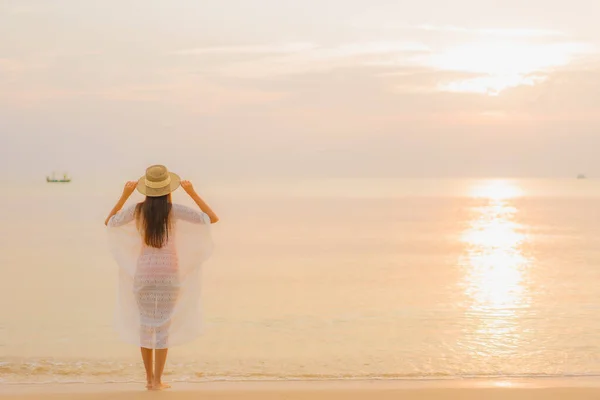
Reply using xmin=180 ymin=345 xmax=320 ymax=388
xmin=3 ymin=379 xmax=600 ymax=400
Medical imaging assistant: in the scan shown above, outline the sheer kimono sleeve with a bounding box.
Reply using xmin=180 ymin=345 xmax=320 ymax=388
xmin=171 ymin=204 xmax=214 ymax=277
xmin=172 ymin=204 xmax=211 ymax=224
xmin=107 ymin=204 xmax=137 ymax=227
xmin=106 ymin=204 xmax=141 ymax=277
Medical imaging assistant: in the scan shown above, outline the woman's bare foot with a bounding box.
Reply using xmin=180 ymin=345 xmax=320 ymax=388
xmin=145 ymin=374 xmax=154 ymax=389
xmin=151 ymin=382 xmax=171 ymax=390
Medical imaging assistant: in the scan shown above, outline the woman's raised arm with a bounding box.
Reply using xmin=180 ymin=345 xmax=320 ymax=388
xmin=180 ymin=180 xmax=219 ymax=224
xmin=104 ymin=181 xmax=137 ymax=226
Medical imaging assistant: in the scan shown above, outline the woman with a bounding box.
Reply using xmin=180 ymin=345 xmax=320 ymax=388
xmin=105 ymin=165 xmax=218 ymax=390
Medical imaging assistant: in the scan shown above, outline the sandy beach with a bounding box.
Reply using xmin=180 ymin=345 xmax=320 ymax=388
xmin=5 ymin=0 xmax=600 ymax=395
xmin=3 ymin=380 xmax=600 ymax=400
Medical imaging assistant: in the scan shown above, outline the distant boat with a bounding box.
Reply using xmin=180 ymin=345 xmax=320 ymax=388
xmin=46 ymin=172 xmax=71 ymax=183
xmin=577 ymin=174 xmax=587 ymax=180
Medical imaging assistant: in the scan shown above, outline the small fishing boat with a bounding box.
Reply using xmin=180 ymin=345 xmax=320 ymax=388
xmin=577 ymin=174 xmax=587 ymax=180
xmin=46 ymin=172 xmax=71 ymax=183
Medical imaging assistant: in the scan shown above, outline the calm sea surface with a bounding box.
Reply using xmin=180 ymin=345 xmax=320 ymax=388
xmin=2 ymin=178 xmax=600 ymax=383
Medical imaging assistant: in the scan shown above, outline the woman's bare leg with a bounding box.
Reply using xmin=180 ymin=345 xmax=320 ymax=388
xmin=153 ymin=348 xmax=170 ymax=389
xmin=140 ymin=347 xmax=153 ymax=388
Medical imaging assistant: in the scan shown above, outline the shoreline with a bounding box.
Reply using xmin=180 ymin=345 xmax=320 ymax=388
xmin=5 ymin=378 xmax=600 ymax=399
xmin=5 ymin=374 xmax=600 ymax=384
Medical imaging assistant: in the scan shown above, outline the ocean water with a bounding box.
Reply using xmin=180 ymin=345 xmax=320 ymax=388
xmin=2 ymin=178 xmax=600 ymax=384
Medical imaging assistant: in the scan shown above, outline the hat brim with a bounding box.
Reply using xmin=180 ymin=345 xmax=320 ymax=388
xmin=137 ymin=172 xmax=181 ymax=197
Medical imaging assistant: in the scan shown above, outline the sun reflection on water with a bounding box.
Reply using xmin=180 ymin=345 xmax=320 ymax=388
xmin=460 ymin=180 xmax=531 ymax=356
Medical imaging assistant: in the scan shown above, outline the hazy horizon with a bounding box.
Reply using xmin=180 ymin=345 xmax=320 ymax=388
xmin=2 ymin=0 xmax=600 ymax=181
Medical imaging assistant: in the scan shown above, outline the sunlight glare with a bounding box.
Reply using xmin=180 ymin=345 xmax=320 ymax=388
xmin=470 ymin=180 xmax=524 ymax=200
xmin=430 ymin=40 xmax=591 ymax=95
xmin=461 ymin=202 xmax=528 ymax=310
xmin=459 ymin=180 xmax=531 ymax=355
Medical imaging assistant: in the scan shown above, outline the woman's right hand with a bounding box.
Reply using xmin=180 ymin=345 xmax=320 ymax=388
xmin=122 ymin=181 xmax=138 ymax=197
xmin=181 ymin=180 xmax=195 ymax=196
xmin=181 ymin=180 xmax=219 ymax=223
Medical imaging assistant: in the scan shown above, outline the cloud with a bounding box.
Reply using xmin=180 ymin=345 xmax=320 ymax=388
xmin=413 ymin=25 xmax=566 ymax=38
xmin=1 ymin=76 xmax=287 ymax=114
xmin=172 ymin=34 xmax=595 ymax=96
xmin=352 ymin=21 xmax=568 ymax=38
xmin=173 ymin=43 xmax=317 ymax=55
xmin=254 ymin=62 xmax=600 ymax=127
xmin=0 ymin=88 xmax=86 ymax=106
xmin=0 ymin=57 xmax=52 ymax=86
xmin=0 ymin=58 xmax=23 ymax=72
xmin=423 ymin=40 xmax=595 ymax=94
xmin=174 ymin=41 xmax=429 ymax=57
xmin=1 ymin=4 xmax=44 ymax=15
xmin=2 ymin=30 xmax=597 ymax=113
xmin=174 ymin=41 xmax=430 ymax=78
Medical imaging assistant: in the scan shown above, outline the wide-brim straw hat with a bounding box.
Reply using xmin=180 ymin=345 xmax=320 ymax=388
xmin=137 ymin=164 xmax=181 ymax=197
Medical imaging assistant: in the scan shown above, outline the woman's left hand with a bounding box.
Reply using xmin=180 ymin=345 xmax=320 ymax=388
xmin=122 ymin=181 xmax=138 ymax=197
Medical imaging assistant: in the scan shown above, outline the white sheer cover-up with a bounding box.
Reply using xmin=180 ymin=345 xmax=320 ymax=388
xmin=107 ymin=203 xmax=213 ymax=349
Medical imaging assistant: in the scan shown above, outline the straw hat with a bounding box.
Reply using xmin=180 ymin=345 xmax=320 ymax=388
xmin=137 ymin=165 xmax=181 ymax=197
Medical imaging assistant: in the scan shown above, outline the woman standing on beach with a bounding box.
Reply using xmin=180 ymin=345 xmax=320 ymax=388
xmin=105 ymin=165 xmax=218 ymax=390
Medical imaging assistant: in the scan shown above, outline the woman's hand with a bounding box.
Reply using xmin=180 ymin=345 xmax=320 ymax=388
xmin=122 ymin=181 xmax=138 ymax=198
xmin=181 ymin=180 xmax=219 ymax=223
xmin=105 ymin=181 xmax=138 ymax=226
xmin=181 ymin=180 xmax=195 ymax=196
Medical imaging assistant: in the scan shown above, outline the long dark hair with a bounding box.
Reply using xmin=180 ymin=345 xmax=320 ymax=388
xmin=135 ymin=195 xmax=172 ymax=248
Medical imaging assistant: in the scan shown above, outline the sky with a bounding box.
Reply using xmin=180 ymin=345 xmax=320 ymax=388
xmin=1 ymin=0 xmax=600 ymax=182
